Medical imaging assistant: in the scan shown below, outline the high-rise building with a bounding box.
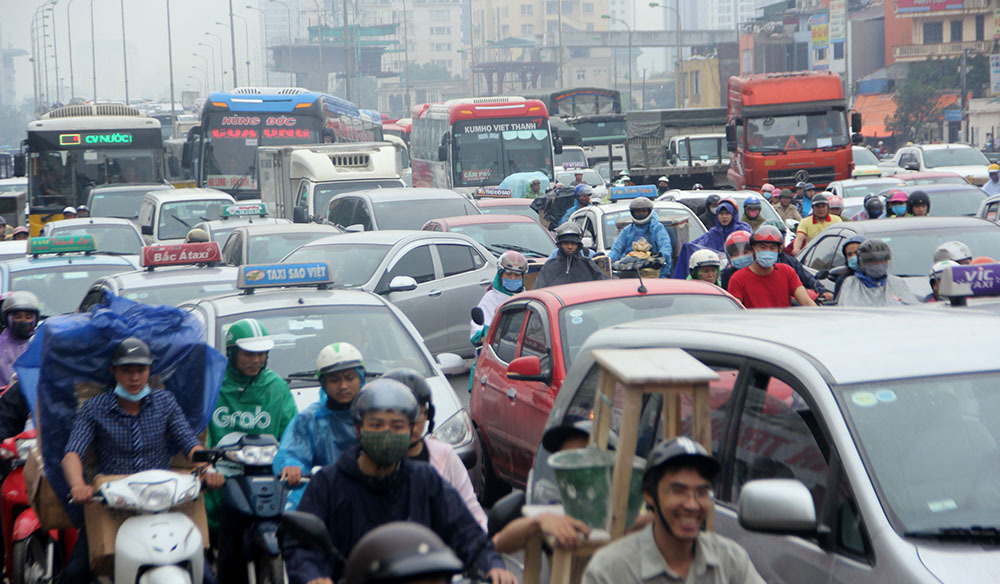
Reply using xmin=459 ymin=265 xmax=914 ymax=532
xmin=358 ymin=0 xmax=465 ymax=78
xmin=708 ymin=0 xmax=756 ymax=31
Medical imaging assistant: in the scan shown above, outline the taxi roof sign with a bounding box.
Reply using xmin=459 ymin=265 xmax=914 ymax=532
xmin=140 ymin=242 xmax=222 ymax=269
xmin=28 ymin=234 xmax=96 ymax=256
xmin=938 ymin=263 xmax=1000 ymax=305
xmin=237 ymin=262 xmax=332 ymax=292
xmin=222 ymin=203 xmax=268 ymax=218
xmin=609 ymin=185 xmax=656 ymax=201
xmin=477 ymin=187 xmax=512 ymax=199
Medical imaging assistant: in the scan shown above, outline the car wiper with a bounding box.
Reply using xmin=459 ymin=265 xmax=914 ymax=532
xmin=491 ymin=243 xmax=546 ymax=258
xmin=285 ymin=371 xmax=317 ymax=380
xmin=905 ymin=526 xmax=1000 ymax=541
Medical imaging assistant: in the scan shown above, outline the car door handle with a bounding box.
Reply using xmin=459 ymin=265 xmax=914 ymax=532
xmin=427 ymin=290 xmax=442 ymax=297
xmin=480 ymin=375 xmax=488 ymax=384
xmin=506 ymin=388 xmax=517 ymax=400
xmin=479 ymin=279 xmax=490 ymax=287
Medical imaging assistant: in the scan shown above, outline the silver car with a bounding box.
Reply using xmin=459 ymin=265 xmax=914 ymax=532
xmin=325 ymin=188 xmax=480 ymax=231
xmin=531 ymin=309 xmax=1000 ymax=583
xmin=40 ymin=217 xmax=145 ymax=256
xmin=282 ymin=230 xmax=497 ymax=357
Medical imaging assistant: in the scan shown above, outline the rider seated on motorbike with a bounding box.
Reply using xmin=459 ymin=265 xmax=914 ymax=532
xmin=608 ymin=197 xmax=673 ymax=277
xmin=741 ymin=196 xmax=766 ymax=231
xmin=688 ymin=249 xmax=722 ymax=286
xmin=536 ymin=222 xmax=608 ymax=288
xmin=926 ymin=260 xmax=959 ymax=303
xmin=559 ymin=185 xmax=594 ymax=226
xmin=836 ymin=239 xmax=919 ymax=306
xmin=0 ymin=291 xmax=40 ymax=387
xmin=719 ymin=231 xmax=753 ymax=290
xmin=793 ymin=192 xmax=841 ymax=255
xmin=471 ymin=251 xmax=527 ymax=348
xmin=727 ymin=225 xmax=816 ymax=308
xmin=282 ymin=380 xmax=517 ymax=584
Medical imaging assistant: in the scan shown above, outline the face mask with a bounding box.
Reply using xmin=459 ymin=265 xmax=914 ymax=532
xmin=359 ymin=429 xmax=412 ymax=466
xmin=892 ymin=204 xmax=907 ymax=216
xmin=114 ymin=384 xmax=151 ymax=402
xmin=847 ymin=256 xmax=859 ymax=271
xmin=864 ymin=263 xmax=888 ymax=278
xmin=731 ymin=255 xmax=753 ymax=269
xmin=755 ymin=250 xmax=778 ymax=268
xmin=10 ymin=320 xmax=34 ymax=340
xmin=747 ymin=209 xmax=760 ymax=218
xmin=501 ymin=278 xmax=523 ymax=292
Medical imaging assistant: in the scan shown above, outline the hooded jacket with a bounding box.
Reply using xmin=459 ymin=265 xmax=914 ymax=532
xmin=282 ymin=445 xmax=504 ymax=584
xmin=534 ymin=247 xmax=608 ymax=288
xmin=0 ymin=327 xmax=30 ymax=387
xmin=607 ymin=211 xmax=673 ymax=277
xmin=470 ymin=271 xmax=518 ymax=344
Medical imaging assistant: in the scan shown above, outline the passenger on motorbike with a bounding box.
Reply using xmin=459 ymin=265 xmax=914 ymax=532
xmin=0 ymin=291 xmax=40 ymax=387
xmin=719 ymin=231 xmax=752 ymax=290
xmin=741 ymin=196 xmax=766 ymax=231
xmin=907 ymin=190 xmax=931 ymax=217
xmin=535 ymin=222 xmax=607 ymax=288
xmin=470 ymin=251 xmax=527 ymax=348
xmin=887 ymin=190 xmax=909 ymax=218
xmin=608 ymin=197 xmax=673 ymax=277
xmin=793 ymin=192 xmax=841 ymax=255
xmin=558 ymin=184 xmax=594 ymax=227
xmin=833 ymin=234 xmax=866 ymax=297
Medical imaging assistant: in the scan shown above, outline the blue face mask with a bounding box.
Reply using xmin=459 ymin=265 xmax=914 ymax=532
xmin=847 ymin=256 xmax=859 ymax=271
xmin=731 ymin=255 xmax=753 ymax=269
xmin=114 ymin=383 xmax=151 ymax=402
xmin=501 ymin=278 xmax=523 ymax=292
xmin=892 ymin=204 xmax=907 ymax=216
xmin=755 ymin=250 xmax=778 ymax=268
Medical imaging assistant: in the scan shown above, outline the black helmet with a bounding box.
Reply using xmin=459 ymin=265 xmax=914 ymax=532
xmin=343 ymin=521 xmax=463 ymax=584
xmin=541 ymin=418 xmax=618 ymax=452
xmin=642 ymin=437 xmax=720 ymax=492
xmin=112 ymin=337 xmax=153 ymax=367
xmin=350 ymin=379 xmax=419 ymax=425
xmin=863 ymin=194 xmax=884 ymax=218
xmin=555 ymin=221 xmax=584 ymax=245
xmin=907 ymin=190 xmax=931 ymax=214
xmin=704 ymin=194 xmax=721 ymax=211
xmin=629 ymin=197 xmax=654 ymax=224
xmin=1 ymin=291 xmax=40 ymax=322
xmin=381 ymin=368 xmax=435 ymax=432
xmin=810 ymin=192 xmax=830 ymax=206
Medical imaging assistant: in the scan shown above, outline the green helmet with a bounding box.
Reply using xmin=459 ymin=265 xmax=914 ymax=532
xmin=224 ymin=318 xmax=274 ymax=353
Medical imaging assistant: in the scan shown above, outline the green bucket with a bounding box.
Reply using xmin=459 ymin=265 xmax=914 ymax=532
xmin=549 ymin=446 xmax=646 ymax=531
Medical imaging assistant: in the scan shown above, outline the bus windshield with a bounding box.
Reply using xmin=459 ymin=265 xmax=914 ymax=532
xmin=746 ymin=110 xmax=849 ymax=153
xmin=452 ymin=118 xmax=553 ymax=187
xmin=32 ymin=147 xmax=163 ymax=209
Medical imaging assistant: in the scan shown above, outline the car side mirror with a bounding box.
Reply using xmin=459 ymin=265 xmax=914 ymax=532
xmin=581 ymin=235 xmax=594 ymax=249
xmin=904 ymin=162 xmax=920 ymax=171
xmin=488 ymin=490 xmax=526 ymax=536
xmin=387 ymin=275 xmax=418 ymax=292
xmin=345 ymin=223 xmax=365 ymax=233
xmin=553 ymin=136 xmax=564 ymax=155
xmin=280 ymin=511 xmax=341 ymax=560
xmin=737 ymin=479 xmax=817 ymax=535
xmin=851 ymin=134 xmax=864 ymax=145
xmin=293 ymin=206 xmax=308 ymax=223
xmin=725 ymin=125 xmax=737 ymax=153
xmin=506 ymin=355 xmax=550 ymax=383
xmin=141 ymin=225 xmax=153 ymax=236
xmin=436 ymin=352 xmax=466 ymax=375
xmin=471 ymin=306 xmax=485 ymax=326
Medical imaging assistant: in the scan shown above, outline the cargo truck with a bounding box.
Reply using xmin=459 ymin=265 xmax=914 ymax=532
xmin=624 ymin=108 xmax=729 ymax=188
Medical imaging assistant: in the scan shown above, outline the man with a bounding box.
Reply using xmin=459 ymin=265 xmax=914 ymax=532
xmin=583 ymin=438 xmax=765 ymax=584
xmin=698 ymin=194 xmax=721 ymax=229
xmin=728 ymin=225 xmax=816 ymax=308
xmin=656 ymin=176 xmax=670 ymax=196
xmin=740 ymin=196 xmax=765 ymax=231
xmin=526 ymin=178 xmax=543 ymax=198
xmin=0 ymin=292 xmax=39 ymax=387
xmin=792 ymin=192 xmax=841 ymax=255
xmin=836 ymin=239 xmax=919 ymax=306
xmin=926 ymin=260 xmax=959 ymax=303
xmin=688 ymin=249 xmax=721 ymax=286
xmin=282 ymin=380 xmax=516 ymax=584
xmin=934 ymin=240 xmax=972 ymax=265
xmin=774 ymin=189 xmax=802 ymax=223
xmin=984 ymin=165 xmax=1000 ymax=196
xmin=907 ymin=190 xmax=930 ymax=217
xmin=608 ymin=197 xmax=673 ymax=277
xmin=571 ymin=171 xmax=585 ymax=186
xmin=559 ymin=184 xmax=594 ymax=226
xmin=77 ymin=205 xmax=91 ymax=218
xmin=853 ymin=194 xmax=884 ymax=221
xmin=833 ymin=234 xmax=866 ymax=297
xmin=62 ymin=206 xmax=77 ymax=220
xmin=796 ymin=183 xmax=816 ymax=217
xmin=536 ymin=222 xmax=607 ymax=288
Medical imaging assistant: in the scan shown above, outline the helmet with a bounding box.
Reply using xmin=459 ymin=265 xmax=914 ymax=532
xmin=185 ymin=228 xmax=209 ymax=243
xmin=629 ymin=197 xmax=654 ymax=224
xmin=810 ymin=192 xmax=830 ymax=206
xmin=841 ymin=234 xmax=866 ymax=258
xmin=642 ymin=437 xmax=720 ymax=491
xmin=351 ymin=378 xmax=419 ymax=425
xmin=750 ymin=224 xmax=783 ymax=246
xmin=864 ymin=194 xmax=884 ymax=217
xmin=929 ymin=259 xmax=959 ymax=280
xmin=778 ymin=188 xmax=794 ymax=199
xmin=724 ymin=231 xmax=751 ymax=257
xmin=78 ymin=205 xmax=89 ymax=212
xmin=498 ymin=250 xmax=528 ymax=274
xmin=704 ymin=194 xmax=721 ymax=210
xmin=795 ymin=181 xmax=808 ymax=190
xmin=857 ymin=238 xmax=892 ymax=265
xmin=62 ymin=206 xmax=77 ymax=215
xmin=574 ymin=184 xmax=594 ymax=198
xmin=11 ymin=227 xmax=28 ymax=237
xmin=656 ymin=176 xmax=669 ymax=184
xmin=382 ymin=367 xmax=435 ymax=431
xmin=1 ymin=291 xmax=39 ymax=321
xmin=888 ymin=189 xmax=909 ymax=204
xmin=692 ymin=183 xmax=704 ymax=190
xmin=112 ymin=337 xmax=153 ymax=367
xmin=316 ymin=342 xmax=365 ymax=379
xmin=689 ymin=249 xmax=722 ymax=272
xmin=934 ymin=241 xmax=972 ymax=263
xmin=542 ymin=418 xmax=618 ymax=452
xmin=744 ymin=195 xmax=761 ymax=209
xmin=343 ymin=521 xmax=463 ymax=584
xmin=224 ymin=318 xmax=274 ymax=353
xmin=802 ymin=183 xmax=816 ymax=192
xmin=555 ymin=221 xmax=584 ymax=245
xmin=760 ymin=183 xmax=775 ymax=194
xmin=907 ymin=190 xmax=930 ymax=213
xmin=828 ymin=195 xmax=844 ymax=210
xmin=989 ymin=164 xmax=999 ymax=173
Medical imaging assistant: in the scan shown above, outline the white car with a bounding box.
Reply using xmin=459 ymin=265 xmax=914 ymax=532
xmin=554 ymin=168 xmax=609 ymax=200
xmin=886 ymin=144 xmax=991 ymax=185
xmin=137 ymin=188 xmax=235 ymax=245
xmin=826 ymin=177 xmax=905 ymax=201
xmin=851 ymin=146 xmax=882 ymax=177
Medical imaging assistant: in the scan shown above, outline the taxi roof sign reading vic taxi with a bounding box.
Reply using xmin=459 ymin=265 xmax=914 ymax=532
xmin=28 ymin=234 xmax=96 ymax=256
xmin=222 ymin=203 xmax=268 ymax=218
xmin=939 ymin=263 xmax=1000 ymax=299
xmin=237 ymin=262 xmax=332 ymax=291
xmin=141 ymin=242 xmax=222 ymax=268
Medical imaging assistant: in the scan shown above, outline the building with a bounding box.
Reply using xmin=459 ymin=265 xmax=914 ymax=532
xmin=677 ymin=55 xmax=722 ymax=107
xmin=708 ymin=0 xmax=757 ymax=31
xmin=357 ymin=0 xmax=465 ymax=78
xmin=889 ymin=0 xmax=995 ymax=63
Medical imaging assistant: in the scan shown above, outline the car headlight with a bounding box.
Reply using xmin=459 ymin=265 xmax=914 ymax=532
xmin=128 ymin=478 xmax=178 ymax=513
xmin=432 ymin=409 xmax=474 ymax=449
xmin=225 ymin=444 xmax=279 ymax=466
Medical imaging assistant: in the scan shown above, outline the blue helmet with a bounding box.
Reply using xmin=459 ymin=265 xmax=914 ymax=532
xmin=744 ymin=195 xmax=762 ymax=209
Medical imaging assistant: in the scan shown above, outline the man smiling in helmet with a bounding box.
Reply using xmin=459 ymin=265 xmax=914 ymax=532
xmin=728 ymin=224 xmax=816 ymax=308
xmin=536 ymin=222 xmax=607 ymax=288
xmin=283 ymin=380 xmax=516 ymax=584
xmin=0 ymin=291 xmax=40 ymax=386
xmin=608 ymin=197 xmax=673 ymax=277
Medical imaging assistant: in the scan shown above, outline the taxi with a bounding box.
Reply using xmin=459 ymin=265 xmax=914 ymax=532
xmin=470 ymin=278 xmax=742 ymax=495
xmin=178 ymin=262 xmax=482 ymax=478
xmin=190 ymin=202 xmax=291 ymax=243
xmin=137 ymin=188 xmax=235 ymax=245
xmin=78 ymin=241 xmax=238 ymax=311
xmin=40 ymin=217 xmax=144 ymax=256
xmin=218 ymin=223 xmax=341 ymax=266
xmin=3 ymin=235 xmax=138 ymax=316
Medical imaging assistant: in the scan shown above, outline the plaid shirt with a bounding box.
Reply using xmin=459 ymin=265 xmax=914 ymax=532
xmin=64 ymin=390 xmax=201 ymax=475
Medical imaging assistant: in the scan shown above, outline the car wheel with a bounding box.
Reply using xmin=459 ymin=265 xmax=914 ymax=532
xmin=476 ymin=427 xmax=511 ymax=507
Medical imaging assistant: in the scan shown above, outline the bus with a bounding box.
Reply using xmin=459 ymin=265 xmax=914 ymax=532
xmin=25 ymin=103 xmax=165 ymax=234
xmin=410 ymin=97 xmax=558 ymax=193
xmin=192 ymin=87 xmax=381 ymax=199
xmin=525 ymin=87 xmax=622 ymax=117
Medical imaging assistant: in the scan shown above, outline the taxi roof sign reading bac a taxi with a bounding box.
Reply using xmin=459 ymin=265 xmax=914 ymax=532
xmin=141 ymin=242 xmax=222 ymax=269
xmin=222 ymin=203 xmax=268 ymax=218
xmin=28 ymin=234 xmax=96 ymax=256
xmin=237 ymin=262 xmax=333 ymax=292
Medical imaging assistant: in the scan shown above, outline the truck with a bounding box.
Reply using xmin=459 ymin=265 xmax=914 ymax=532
xmin=624 ymin=108 xmax=729 ymax=189
xmin=257 ymin=141 xmax=406 ymax=223
xmin=726 ymin=71 xmax=862 ymax=190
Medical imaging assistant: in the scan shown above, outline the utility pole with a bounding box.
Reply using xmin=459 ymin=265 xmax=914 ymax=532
xmin=229 ymin=0 xmax=239 ymax=86
xmin=166 ymin=0 xmax=177 ymax=138
xmin=961 ymin=49 xmax=968 ymax=143
xmin=557 ymin=0 xmax=563 ymax=88
xmin=343 ymin=0 xmax=351 ymax=101
xmin=120 ymin=0 xmax=130 ymax=104
xmin=90 ymin=0 xmax=97 ymax=101
xmin=402 ymin=0 xmax=410 ymax=110
xmin=67 ymin=0 xmax=76 ymax=101
xmin=51 ymin=3 xmax=60 ymax=104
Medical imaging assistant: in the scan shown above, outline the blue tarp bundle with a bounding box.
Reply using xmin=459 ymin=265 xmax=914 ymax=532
xmin=15 ymin=293 xmax=226 ymax=525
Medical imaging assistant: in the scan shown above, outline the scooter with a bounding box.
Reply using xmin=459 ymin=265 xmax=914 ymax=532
xmin=93 ymin=469 xmax=204 ymax=584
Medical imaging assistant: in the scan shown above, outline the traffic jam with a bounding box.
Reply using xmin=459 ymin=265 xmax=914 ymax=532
xmin=1 ymin=13 xmax=1000 ymax=584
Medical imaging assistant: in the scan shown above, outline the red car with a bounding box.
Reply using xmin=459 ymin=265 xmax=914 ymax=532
xmin=474 ymin=198 xmax=541 ymax=222
xmin=470 ymin=279 xmax=743 ymax=493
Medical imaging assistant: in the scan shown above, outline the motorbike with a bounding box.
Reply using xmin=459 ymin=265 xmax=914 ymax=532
xmin=92 ymin=469 xmax=205 ymax=584
xmin=0 ymin=429 xmax=77 ymax=584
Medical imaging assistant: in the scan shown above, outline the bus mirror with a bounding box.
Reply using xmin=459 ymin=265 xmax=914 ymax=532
xmin=187 ymin=126 xmax=201 ymax=139
xmin=438 ymin=132 xmax=451 ymax=162
xmin=553 ymin=137 xmax=563 ymax=155
xmin=181 ymin=143 xmax=192 ymax=169
xmin=12 ymin=155 xmax=24 ymax=177
xmin=851 ymin=112 xmax=862 ymax=134
xmin=141 ymin=225 xmax=153 ymax=236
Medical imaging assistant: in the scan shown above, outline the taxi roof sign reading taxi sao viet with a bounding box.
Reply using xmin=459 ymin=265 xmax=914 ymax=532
xmin=237 ymin=262 xmax=332 ymax=292
xmin=140 ymin=242 xmax=222 ymax=269
xmin=938 ymin=263 xmax=1000 ymax=305
xmin=221 ymin=203 xmax=268 ymax=218
xmin=28 ymin=234 xmax=96 ymax=256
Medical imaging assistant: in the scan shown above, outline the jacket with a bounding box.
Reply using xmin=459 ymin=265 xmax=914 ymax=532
xmin=558 ymin=201 xmax=587 ymax=226
xmin=720 ymin=252 xmax=826 ymax=294
xmin=607 ymin=212 xmax=673 ymax=277
xmin=0 ymin=381 xmax=29 ymax=441
xmin=534 ymin=249 xmax=608 ymax=288
xmin=425 ymin=438 xmax=488 ymax=530
xmin=470 ymin=272 xmax=516 ymax=343
xmin=741 ymin=213 xmax=766 ymax=232
xmin=0 ymin=328 xmax=30 ymax=388
xmin=836 ymin=273 xmax=919 ymax=306
xmin=282 ymin=445 xmax=504 ymax=584
xmin=775 ymin=203 xmax=803 ymax=223
xmin=675 ymin=201 xmax=751 ymax=279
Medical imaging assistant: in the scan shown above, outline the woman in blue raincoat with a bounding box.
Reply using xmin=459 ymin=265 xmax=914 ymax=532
xmin=674 ymin=197 xmax=752 ymax=278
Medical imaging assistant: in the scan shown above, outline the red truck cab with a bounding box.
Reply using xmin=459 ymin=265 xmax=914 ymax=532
xmin=726 ymin=71 xmax=861 ymax=191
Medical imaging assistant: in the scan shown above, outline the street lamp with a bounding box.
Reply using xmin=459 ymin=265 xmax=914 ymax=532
xmin=66 ymin=0 xmax=77 ymax=102
xmin=197 ymin=42 xmax=218 ymax=90
xmin=47 ymin=3 xmax=60 ymax=104
xmin=89 ymin=0 xmax=97 ymax=101
xmin=246 ymin=5 xmax=271 ymax=86
xmin=231 ymin=13 xmax=253 ymax=85
xmin=601 ymin=14 xmax=632 ymax=106
xmin=190 ymin=66 xmax=208 ymax=97
xmin=120 ymin=0 xmax=129 ymax=104
xmin=268 ymin=0 xmax=294 ymax=85
xmin=205 ymin=32 xmax=226 ymax=90
xmin=649 ymin=1 xmax=683 ymax=107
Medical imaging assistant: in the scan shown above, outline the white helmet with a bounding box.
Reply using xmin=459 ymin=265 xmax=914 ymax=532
xmin=316 ymin=342 xmax=365 ymax=379
xmin=934 ymin=241 xmax=972 ymax=264
xmin=929 ymin=259 xmax=959 ymax=280
xmin=689 ymin=249 xmax=722 ymax=272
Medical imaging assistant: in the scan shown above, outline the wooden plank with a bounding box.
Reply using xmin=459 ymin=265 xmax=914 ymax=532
xmin=609 ymin=391 xmax=643 ymax=538
xmin=590 ymin=368 xmax=616 ymax=450
xmin=523 ymin=534 xmax=543 ymax=584
xmin=592 ymin=348 xmax=719 ymax=387
xmin=549 ymin=545 xmax=574 ymax=584
xmin=692 ymin=382 xmax=712 ymax=452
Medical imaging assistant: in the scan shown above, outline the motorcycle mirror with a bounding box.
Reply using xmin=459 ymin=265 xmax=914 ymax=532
xmin=471 ymin=307 xmax=485 ymax=326
xmin=488 ymin=490 xmax=526 ymax=537
xmin=281 ymin=511 xmax=344 ymax=562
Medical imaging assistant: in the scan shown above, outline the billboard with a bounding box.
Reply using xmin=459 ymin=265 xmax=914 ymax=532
xmin=830 ymin=0 xmax=847 ymax=44
xmin=897 ymin=0 xmax=963 ymax=13
xmin=810 ymin=13 xmax=829 ymax=49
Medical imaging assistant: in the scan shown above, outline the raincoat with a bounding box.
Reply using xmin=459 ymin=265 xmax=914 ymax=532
xmin=836 ymin=273 xmax=919 ymax=306
xmin=558 ymin=201 xmax=589 ymax=226
xmin=607 ymin=212 xmax=673 ymax=277
xmin=497 ymin=172 xmax=551 ymax=199
xmin=674 ymin=201 xmax=751 ymax=279
xmin=534 ymin=248 xmax=607 ymax=288
xmin=0 ymin=327 xmax=30 ymax=387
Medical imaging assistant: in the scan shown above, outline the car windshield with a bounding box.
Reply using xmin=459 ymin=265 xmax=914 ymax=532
xmin=48 ymin=224 xmax=143 ymax=255
xmin=12 ymin=265 xmax=132 ymax=316
xmin=374 ymin=198 xmax=478 ymax=230
xmin=601 ymin=207 xmax=708 ymax=249
xmin=853 ymin=147 xmax=880 ymax=166
xmin=924 ymin=188 xmax=988 ymax=216
xmin=556 ymin=169 xmax=604 ymax=186
xmin=838 ymin=373 xmax=1000 ymax=534
xmin=923 ymin=148 xmax=990 ymax=168
xmin=248 ymin=232 xmax=334 ymax=264
xmin=448 ymin=222 xmax=554 ymax=258
xmin=218 ymin=305 xmax=432 ymax=384
xmin=900 ymin=175 xmax=968 ymax=186
xmin=282 ymin=243 xmax=390 ymax=287
xmin=559 ymin=295 xmax=740 ymax=367
xmin=676 ymin=137 xmax=724 ymax=162
xmin=872 ymin=227 xmax=1000 ymax=277
xmin=91 ymin=188 xmax=168 ymax=219
xmin=122 ymin=280 xmax=237 ymax=306
xmin=842 ymin=181 xmax=902 ymax=198
xmin=477 ymin=204 xmax=539 ymax=221
xmin=158 ymin=200 xmax=229 ymax=241
xmin=554 ymin=149 xmax=587 ymax=168
xmin=747 ymin=110 xmax=849 ymax=152
xmin=313 ymin=181 xmax=405 ymax=219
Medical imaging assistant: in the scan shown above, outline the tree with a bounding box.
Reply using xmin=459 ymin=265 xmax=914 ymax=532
xmin=887 ymin=54 xmax=988 ymax=143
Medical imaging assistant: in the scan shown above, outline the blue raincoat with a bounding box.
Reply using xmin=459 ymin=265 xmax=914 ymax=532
xmin=674 ymin=200 xmax=752 ymax=278
xmin=607 ymin=211 xmax=673 ymax=277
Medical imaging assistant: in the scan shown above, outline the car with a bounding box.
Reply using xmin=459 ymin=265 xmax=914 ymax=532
xmin=180 ymin=264 xmax=480 ymax=482
xmin=553 ymin=145 xmax=588 ymax=169
xmin=325 ymin=188 xmax=480 ymax=231
xmin=887 ymin=144 xmax=991 ymax=185
xmin=5 ymin=235 xmax=138 ymax=316
xmin=978 ymin=192 xmax=1000 ymax=223
xmin=191 ymin=202 xmax=291 ymax=244
xmin=0 ymin=177 xmax=27 ymax=196
xmin=475 ymin=198 xmax=541 ymax=222
xmin=472 ymin=279 xmax=743 ymax=491
xmin=569 ymin=200 xmax=707 ymax=265
xmin=851 ymin=145 xmax=882 ymax=177
xmin=826 ymin=177 xmax=904 ymax=201
xmin=137 ymin=188 xmax=236 ymax=245
xmin=554 ymin=169 xmax=609 ymax=200
xmin=795 ymin=216 xmax=1000 ymax=297
xmin=40 ymin=217 xmax=145 ymax=256
xmin=220 ymin=223 xmax=341 ymax=266
xmin=0 ymin=241 xmax=26 ymax=263
xmin=281 ymin=230 xmax=497 ymax=357
xmin=895 ymin=171 xmax=970 ymax=186
xmin=87 ymin=183 xmax=174 ymax=221
xmin=529 ymin=308 xmax=1000 ymax=584
xmin=421 ymin=214 xmax=556 ymax=260
xmin=79 ymin=241 xmax=238 ymax=310
xmin=873 ymin=183 xmax=987 ymax=217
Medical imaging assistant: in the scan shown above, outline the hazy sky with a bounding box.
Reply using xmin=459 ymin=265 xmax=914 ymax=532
xmin=3 ymin=0 xmax=312 ymax=106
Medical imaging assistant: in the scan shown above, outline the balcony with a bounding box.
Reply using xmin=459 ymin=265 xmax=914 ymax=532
xmin=895 ymin=0 xmax=991 ymax=17
xmin=893 ymin=39 xmax=993 ymax=60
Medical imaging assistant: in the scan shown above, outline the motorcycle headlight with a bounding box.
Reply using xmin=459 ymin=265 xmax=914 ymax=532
xmin=128 ymin=478 xmax=178 ymax=513
xmin=225 ymin=444 xmax=279 ymax=466
xmin=431 ymin=409 xmax=474 ymax=449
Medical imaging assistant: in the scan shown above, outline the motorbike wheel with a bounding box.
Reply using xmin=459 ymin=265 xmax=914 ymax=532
xmin=11 ymin=532 xmax=56 ymax=584
xmin=253 ymin=555 xmax=284 ymax=584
